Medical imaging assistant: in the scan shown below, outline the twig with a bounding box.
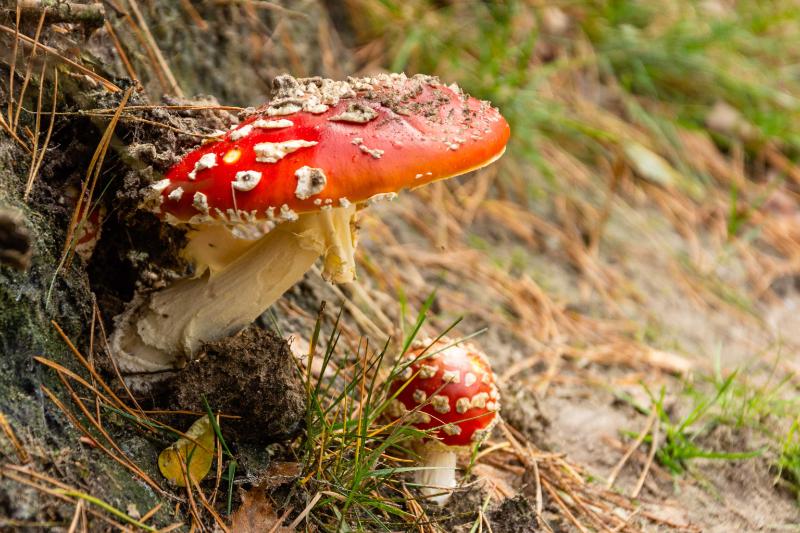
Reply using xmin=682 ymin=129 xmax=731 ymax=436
xmin=0 ymin=113 xmax=31 ymax=151
xmin=103 ymin=20 xmax=139 ymax=84
xmin=59 ymin=88 xmax=131 ymax=269
xmin=0 ymin=24 xmax=121 ymax=92
xmin=2 ymin=467 xmax=132 ymax=531
xmin=24 ymin=65 xmax=57 ymax=200
xmin=12 ymin=8 xmax=46 ymax=131
xmin=16 ymin=1 xmax=106 ymax=26
xmin=178 ymin=0 xmax=208 ymax=29
xmin=66 ymin=498 xmax=83 ymax=533
xmin=531 ymin=452 xmax=542 ymax=515
xmin=39 ymin=385 xmax=170 ymax=499
xmin=631 ymin=416 xmax=660 ymax=498
xmin=140 ymin=503 xmax=162 ymax=524
xmin=126 ymin=0 xmax=184 ymax=97
xmin=190 ymin=475 xmax=229 ymax=533
xmin=0 ymin=411 xmax=30 ymax=463
xmin=56 ymin=489 xmax=156 ymax=532
xmin=540 ymin=477 xmax=590 ymax=533
xmin=606 ymin=410 xmax=656 ymax=490
xmin=6 ymin=5 xmax=20 ymax=125
xmin=289 ymin=491 xmax=322 ymax=529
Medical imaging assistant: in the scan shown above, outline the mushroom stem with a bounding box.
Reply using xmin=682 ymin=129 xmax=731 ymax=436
xmin=415 ymin=443 xmax=458 ymax=506
xmin=318 ymin=206 xmax=357 ymax=283
xmin=111 ymin=206 xmax=357 ymax=372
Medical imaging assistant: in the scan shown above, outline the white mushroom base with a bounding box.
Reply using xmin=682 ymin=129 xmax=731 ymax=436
xmin=111 ymin=205 xmax=357 ymax=373
xmin=414 ymin=443 xmax=459 ymax=506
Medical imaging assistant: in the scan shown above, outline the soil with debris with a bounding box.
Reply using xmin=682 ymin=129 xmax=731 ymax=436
xmin=170 ymin=326 xmax=306 ymax=443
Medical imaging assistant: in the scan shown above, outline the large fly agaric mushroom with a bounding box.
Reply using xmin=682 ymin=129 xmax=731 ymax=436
xmin=111 ymin=74 xmax=510 ymax=372
xmin=388 ymin=339 xmax=500 ymax=505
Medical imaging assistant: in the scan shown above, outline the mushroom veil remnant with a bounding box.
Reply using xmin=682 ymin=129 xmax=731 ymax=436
xmin=112 ymin=74 xmax=510 ymax=373
xmin=387 ymin=339 xmax=500 ymax=505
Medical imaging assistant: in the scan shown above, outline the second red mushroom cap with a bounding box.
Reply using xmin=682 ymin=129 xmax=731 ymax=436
xmin=389 ymin=339 xmax=500 ymax=447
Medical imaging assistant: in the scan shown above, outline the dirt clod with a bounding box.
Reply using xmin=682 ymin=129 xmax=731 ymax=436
xmin=488 ymin=495 xmax=539 ymax=533
xmin=170 ymin=326 xmax=306 ymax=443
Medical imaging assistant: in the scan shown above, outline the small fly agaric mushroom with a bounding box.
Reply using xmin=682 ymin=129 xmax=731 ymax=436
xmin=111 ymin=74 xmax=510 ymax=372
xmin=388 ymin=339 xmax=500 ymax=505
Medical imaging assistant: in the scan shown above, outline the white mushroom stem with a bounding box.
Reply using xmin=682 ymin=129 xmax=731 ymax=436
xmin=111 ymin=205 xmax=357 ymax=372
xmin=318 ymin=206 xmax=357 ymax=283
xmin=415 ymin=443 xmax=458 ymax=506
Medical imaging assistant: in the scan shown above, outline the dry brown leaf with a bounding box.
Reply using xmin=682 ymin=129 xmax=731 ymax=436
xmin=230 ymin=486 xmax=293 ymax=532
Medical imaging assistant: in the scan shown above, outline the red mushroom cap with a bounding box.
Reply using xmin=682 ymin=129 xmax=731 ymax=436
xmin=388 ymin=339 xmax=500 ymax=448
xmin=150 ymin=74 xmax=510 ymax=225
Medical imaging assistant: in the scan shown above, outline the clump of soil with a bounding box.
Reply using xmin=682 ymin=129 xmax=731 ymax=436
xmin=488 ymin=495 xmax=539 ymax=533
xmin=170 ymin=326 xmax=306 ymax=443
xmin=437 ymin=483 xmax=540 ymax=532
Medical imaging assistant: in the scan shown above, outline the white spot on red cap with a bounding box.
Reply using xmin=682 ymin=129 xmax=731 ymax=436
xmin=413 ymin=389 xmax=427 ymax=404
xmin=455 ymin=397 xmax=471 ymax=414
xmin=252 ymin=118 xmax=294 ymax=129
xmin=339 ymin=197 xmax=351 ymax=208
xmin=280 ymin=204 xmax=298 ymax=221
xmin=254 ymin=140 xmax=318 ymax=163
xmin=188 ymin=153 xmax=218 ymax=180
xmin=471 ymin=392 xmax=489 ymax=409
xmin=192 ymin=192 xmax=209 ymax=214
xmin=431 ymin=395 xmax=451 ymax=414
xmin=367 ymin=192 xmax=398 ymax=205
xmin=152 ymin=178 xmax=171 ymax=192
xmin=418 ymin=364 xmax=438 ymax=379
xmin=229 ymin=124 xmax=253 ymax=141
xmin=471 ymin=428 xmax=490 ymax=443
xmin=167 ymin=187 xmax=184 ymax=201
xmin=442 ymin=424 xmax=462 ymax=436
xmin=232 ymin=170 xmax=262 ymax=192
xmin=410 ymin=411 xmax=431 ymax=424
xmin=303 ymin=98 xmax=329 ymax=114
xmin=386 ymin=400 xmax=407 ymax=418
xmin=397 ymin=366 xmax=412 ymax=381
xmin=294 ymin=166 xmax=327 ymax=200
xmin=357 ymin=143 xmax=384 ymax=159
xmin=266 ymin=102 xmax=302 ymax=116
xmin=442 ymin=370 xmax=460 ymax=383
xmin=464 ymin=373 xmax=477 ymax=387
xmin=329 ymin=102 xmax=378 ymax=123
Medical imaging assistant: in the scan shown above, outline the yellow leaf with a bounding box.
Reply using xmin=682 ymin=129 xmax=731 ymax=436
xmin=158 ymin=416 xmax=215 ymax=487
